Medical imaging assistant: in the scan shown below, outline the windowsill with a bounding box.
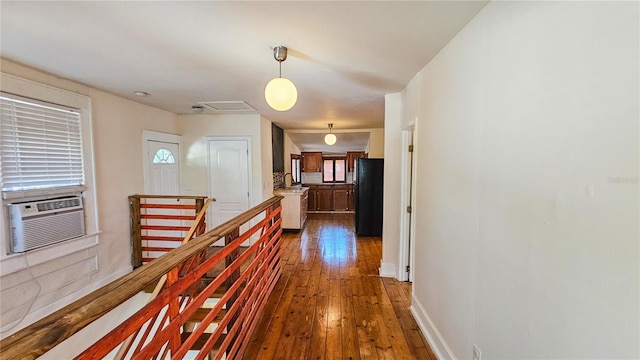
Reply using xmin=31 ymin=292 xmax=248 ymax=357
xmin=0 ymin=232 xmax=101 ymax=276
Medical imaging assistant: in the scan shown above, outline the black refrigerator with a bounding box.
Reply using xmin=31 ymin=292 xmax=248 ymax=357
xmin=354 ymin=158 xmax=384 ymax=236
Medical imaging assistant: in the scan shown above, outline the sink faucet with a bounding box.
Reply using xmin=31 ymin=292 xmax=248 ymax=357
xmin=283 ymin=172 xmax=293 ymax=188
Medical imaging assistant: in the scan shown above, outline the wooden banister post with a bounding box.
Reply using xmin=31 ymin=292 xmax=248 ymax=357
xmin=195 ymin=197 xmax=206 ymax=236
xmin=225 ymin=227 xmax=241 ymax=356
xmin=194 ymin=197 xmax=205 ymax=215
xmin=129 ymin=196 xmax=142 ymax=268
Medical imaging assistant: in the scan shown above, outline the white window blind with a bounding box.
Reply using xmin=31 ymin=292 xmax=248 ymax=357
xmin=1 ymin=94 xmax=85 ymax=196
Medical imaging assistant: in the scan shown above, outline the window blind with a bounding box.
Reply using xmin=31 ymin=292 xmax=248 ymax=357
xmin=0 ymin=94 xmax=85 ymax=195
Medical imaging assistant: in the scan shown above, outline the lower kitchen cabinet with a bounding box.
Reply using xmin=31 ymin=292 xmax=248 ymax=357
xmin=333 ymin=185 xmax=350 ymax=211
xmin=348 ymin=188 xmax=354 ymax=210
xmin=307 ymin=187 xmax=317 ymax=211
xmin=316 ymin=187 xmax=333 ymax=211
xmin=305 ymin=184 xmax=353 ymax=212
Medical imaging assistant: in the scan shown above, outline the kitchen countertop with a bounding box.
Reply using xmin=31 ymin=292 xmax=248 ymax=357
xmin=274 ymin=187 xmax=309 ymax=195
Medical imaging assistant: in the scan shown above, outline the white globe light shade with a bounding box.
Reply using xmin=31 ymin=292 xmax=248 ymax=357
xmin=324 ymin=133 xmax=337 ymax=146
xmin=265 ymin=77 xmax=297 ymax=111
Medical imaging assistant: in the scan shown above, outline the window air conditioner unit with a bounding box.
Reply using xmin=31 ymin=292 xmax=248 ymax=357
xmin=9 ymin=196 xmax=86 ymax=253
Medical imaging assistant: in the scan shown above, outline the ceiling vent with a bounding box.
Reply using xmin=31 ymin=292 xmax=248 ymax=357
xmin=198 ymin=101 xmax=256 ymax=112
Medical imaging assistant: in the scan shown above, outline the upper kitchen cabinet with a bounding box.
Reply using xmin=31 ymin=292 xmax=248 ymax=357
xmin=301 ymin=152 xmax=322 ymax=172
xmin=347 ymin=151 xmax=367 ymax=172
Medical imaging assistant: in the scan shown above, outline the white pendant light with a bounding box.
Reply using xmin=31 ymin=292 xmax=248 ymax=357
xmin=324 ymin=123 xmax=337 ymax=145
xmin=265 ymin=46 xmax=297 ymax=111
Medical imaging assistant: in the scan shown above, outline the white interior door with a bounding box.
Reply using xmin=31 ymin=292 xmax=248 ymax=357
xmin=208 ymin=139 xmax=250 ymax=233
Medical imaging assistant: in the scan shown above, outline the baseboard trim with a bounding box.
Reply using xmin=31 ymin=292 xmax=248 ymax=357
xmin=379 ymin=262 xmax=396 ymax=278
xmin=410 ymin=295 xmax=457 ymax=360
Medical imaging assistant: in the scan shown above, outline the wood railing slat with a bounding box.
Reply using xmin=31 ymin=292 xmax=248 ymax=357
xmin=140 ymin=214 xmax=196 ymax=220
xmin=140 ymin=204 xmax=196 ymax=209
xmin=141 ymin=236 xmax=184 ymax=241
xmin=129 ymin=194 xmax=208 ymax=200
xmin=140 ymin=225 xmax=191 ymax=231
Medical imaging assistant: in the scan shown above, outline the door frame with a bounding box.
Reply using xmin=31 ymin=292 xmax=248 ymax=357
xmin=398 ymin=123 xmax=417 ymax=282
xmin=142 ymin=130 xmax=183 ymax=194
xmin=205 ymin=136 xmax=253 ymax=229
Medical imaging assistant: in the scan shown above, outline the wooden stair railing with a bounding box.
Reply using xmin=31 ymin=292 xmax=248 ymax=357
xmin=0 ymin=196 xmax=283 ymax=360
xmin=113 ymin=196 xmax=212 ymax=360
xmin=128 ymin=195 xmax=208 ymax=267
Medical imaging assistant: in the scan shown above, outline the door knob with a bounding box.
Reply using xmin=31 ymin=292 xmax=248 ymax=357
xmin=212 ymin=198 xmax=217 ymax=202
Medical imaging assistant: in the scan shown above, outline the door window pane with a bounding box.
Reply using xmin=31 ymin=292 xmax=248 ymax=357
xmin=153 ymin=148 xmax=175 ymax=164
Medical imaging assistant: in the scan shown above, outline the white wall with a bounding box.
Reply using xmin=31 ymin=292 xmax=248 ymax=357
xmin=260 ymin=116 xmax=274 ymax=200
xmin=367 ymin=128 xmax=385 ymax=158
xmin=0 ymin=59 xmax=179 ymax=340
xmin=405 ymin=2 xmax=639 ymax=359
xmin=380 ymin=93 xmax=402 ymax=277
xmin=177 ymin=113 xmax=270 ymax=206
xmin=283 ymin=132 xmax=302 ymax=177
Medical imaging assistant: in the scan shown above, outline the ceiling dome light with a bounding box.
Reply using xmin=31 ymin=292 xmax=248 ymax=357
xmin=265 ymin=46 xmax=297 ymax=111
xmin=324 ymin=123 xmax=337 ymax=145
xmin=265 ymin=78 xmax=297 ymax=111
xmin=324 ymin=133 xmax=337 ymax=146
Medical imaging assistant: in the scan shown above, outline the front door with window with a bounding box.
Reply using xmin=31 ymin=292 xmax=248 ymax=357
xmin=143 ymin=132 xmax=182 ymax=260
xmin=146 ymin=140 xmax=180 ymax=195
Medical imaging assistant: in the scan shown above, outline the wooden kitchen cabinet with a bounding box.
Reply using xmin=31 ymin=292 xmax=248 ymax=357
xmin=306 ymin=184 xmax=354 ymax=212
xmin=333 ymin=185 xmax=350 ymax=211
xmin=307 ymin=186 xmax=317 ymax=211
xmin=347 ymin=151 xmax=367 ymax=172
xmin=302 ymin=152 xmax=322 ymax=172
xmin=316 ymin=187 xmax=333 ymax=211
xmin=348 ymin=184 xmax=355 ymax=210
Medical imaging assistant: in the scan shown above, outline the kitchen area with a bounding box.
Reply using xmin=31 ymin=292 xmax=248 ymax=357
xmin=272 ymin=124 xmax=384 ymax=236
xmin=298 ymin=150 xmax=366 ymax=212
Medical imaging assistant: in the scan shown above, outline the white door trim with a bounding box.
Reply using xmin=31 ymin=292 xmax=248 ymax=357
xmin=398 ymin=123 xmax=417 ymax=282
xmin=142 ymin=130 xmax=183 ymax=194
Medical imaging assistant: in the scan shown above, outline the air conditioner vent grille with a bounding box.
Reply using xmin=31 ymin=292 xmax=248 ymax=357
xmin=198 ymin=101 xmax=256 ymax=112
xmin=9 ymin=196 xmax=86 ymax=253
xmin=12 ymin=210 xmax=85 ymax=252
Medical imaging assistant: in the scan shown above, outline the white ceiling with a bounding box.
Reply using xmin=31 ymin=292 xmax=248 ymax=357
xmin=0 ymin=1 xmax=487 ymax=151
xmin=288 ymin=132 xmax=370 ymax=154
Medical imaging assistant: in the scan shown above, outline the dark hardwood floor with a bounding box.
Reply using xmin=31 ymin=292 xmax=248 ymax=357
xmin=244 ymin=213 xmax=436 ymax=360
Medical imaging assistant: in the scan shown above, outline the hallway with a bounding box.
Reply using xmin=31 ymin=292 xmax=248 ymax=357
xmin=245 ymin=213 xmax=435 ymax=359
